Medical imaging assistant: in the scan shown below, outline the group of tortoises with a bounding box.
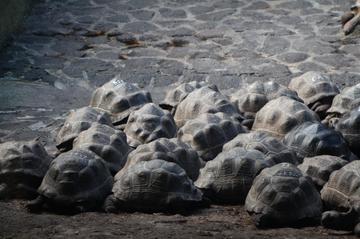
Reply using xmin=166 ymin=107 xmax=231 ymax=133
xmin=2 ymin=71 xmax=360 ymax=234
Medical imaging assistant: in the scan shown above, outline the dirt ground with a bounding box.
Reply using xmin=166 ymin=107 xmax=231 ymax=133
xmin=0 ymin=200 xmax=357 ymax=239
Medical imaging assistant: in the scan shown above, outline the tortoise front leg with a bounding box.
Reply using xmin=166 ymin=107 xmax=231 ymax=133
xmin=26 ymin=195 xmax=45 ymax=213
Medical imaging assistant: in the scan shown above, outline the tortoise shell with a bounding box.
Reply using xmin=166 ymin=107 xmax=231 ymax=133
xmin=90 ymin=78 xmax=152 ymax=126
xmin=321 ymin=160 xmax=360 ymax=211
xmin=159 ymin=81 xmax=215 ymax=113
xmin=252 ymin=96 xmax=319 ymax=138
xmin=289 ymin=72 xmax=339 ymax=118
xmin=298 ymin=155 xmax=348 ymax=189
xmin=117 ymin=138 xmax=202 ymax=181
xmin=283 ymin=122 xmax=351 ymax=162
xmin=38 ymin=149 xmax=113 ymax=209
xmin=335 ymin=108 xmax=360 ymax=158
xmin=56 ymin=107 xmax=112 ymax=152
xmin=111 ymin=159 xmax=203 ymax=212
xmin=178 ymin=113 xmax=247 ymax=161
xmin=174 ymin=86 xmax=242 ymax=128
xmin=230 ymin=81 xmax=301 ymax=127
xmin=195 ymin=147 xmax=271 ymax=204
xmin=324 ymin=83 xmax=360 ymax=127
xmin=0 ymin=140 xmax=52 ymax=199
xmin=245 ymin=163 xmax=322 ymax=227
xmin=73 ymin=123 xmax=132 ymax=175
xmin=223 ymin=131 xmax=298 ymax=165
xmin=124 ymin=103 xmax=177 ymax=148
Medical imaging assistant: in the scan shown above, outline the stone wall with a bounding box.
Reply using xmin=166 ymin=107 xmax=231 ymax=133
xmin=0 ymin=0 xmax=35 ymax=49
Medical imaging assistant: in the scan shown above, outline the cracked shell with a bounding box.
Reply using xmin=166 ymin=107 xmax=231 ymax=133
xmin=124 ymin=103 xmax=177 ymax=148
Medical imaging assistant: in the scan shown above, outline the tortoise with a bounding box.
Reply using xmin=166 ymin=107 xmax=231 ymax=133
xmin=321 ymin=160 xmax=360 ymax=233
xmin=0 ymin=140 xmax=52 ymax=199
xmin=56 ymin=106 xmax=112 ymax=152
xmin=223 ymin=131 xmax=298 ymax=165
xmin=283 ymin=122 xmax=351 ymax=162
xmin=90 ymin=78 xmax=152 ymax=127
xmin=174 ymin=86 xmax=243 ymax=128
xmin=116 ymin=138 xmax=202 ymax=181
xmin=26 ymin=149 xmax=113 ymax=213
xmin=178 ymin=113 xmax=247 ymax=162
xmin=73 ymin=123 xmax=133 ymax=175
xmin=104 ymin=159 xmax=206 ymax=213
xmin=245 ymin=163 xmax=323 ymax=228
xmin=323 ymin=83 xmax=360 ymax=127
xmin=341 ymin=1 xmax=360 ymax=35
xmin=288 ymin=72 xmax=339 ymax=119
xmin=124 ymin=103 xmax=177 ymax=148
xmin=252 ymin=96 xmax=319 ymax=138
xmin=195 ymin=147 xmax=271 ymax=204
xmin=298 ymin=155 xmax=348 ymax=189
xmin=159 ymin=81 xmax=215 ymax=114
xmin=335 ymin=107 xmax=360 ymax=158
xmin=230 ymin=81 xmax=302 ymax=128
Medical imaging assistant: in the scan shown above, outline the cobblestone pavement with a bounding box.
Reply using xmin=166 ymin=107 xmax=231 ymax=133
xmin=1 ymin=0 xmax=360 ymax=147
xmin=1 ymin=0 xmax=360 ymax=238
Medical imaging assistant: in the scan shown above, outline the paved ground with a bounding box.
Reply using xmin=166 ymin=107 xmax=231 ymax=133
xmin=0 ymin=0 xmax=360 ymax=238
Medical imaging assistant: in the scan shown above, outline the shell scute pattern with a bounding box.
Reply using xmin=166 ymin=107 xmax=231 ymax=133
xmin=90 ymin=79 xmax=152 ymax=126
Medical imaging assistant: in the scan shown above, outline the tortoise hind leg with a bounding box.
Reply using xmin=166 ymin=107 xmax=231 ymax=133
xmin=103 ymin=195 xmax=120 ymax=213
xmin=26 ymin=195 xmax=45 ymax=213
xmin=321 ymin=208 xmax=358 ymax=231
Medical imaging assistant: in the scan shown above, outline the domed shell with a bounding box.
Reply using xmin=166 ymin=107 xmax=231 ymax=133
xmin=90 ymin=78 xmax=152 ymax=126
xmin=283 ymin=122 xmax=351 ymax=162
xmin=174 ymin=86 xmax=242 ymax=128
xmin=245 ymin=163 xmax=322 ymax=227
xmin=321 ymin=160 xmax=360 ymax=211
xmin=73 ymin=123 xmax=132 ymax=175
xmin=230 ymin=81 xmax=301 ymax=127
xmin=56 ymin=107 xmax=112 ymax=151
xmin=117 ymin=138 xmax=202 ymax=181
xmin=111 ymin=159 xmax=203 ymax=212
xmin=124 ymin=103 xmax=177 ymax=148
xmin=0 ymin=140 xmax=52 ymax=199
xmin=327 ymin=83 xmax=360 ymax=116
xmin=159 ymin=81 xmax=214 ymax=113
xmin=195 ymin=147 xmax=271 ymax=204
xmin=178 ymin=113 xmax=247 ymax=161
xmin=223 ymin=131 xmax=298 ymax=165
xmin=335 ymin=108 xmax=360 ymax=158
xmin=252 ymin=96 xmax=319 ymax=138
xmin=289 ymin=72 xmax=339 ymax=118
xmin=38 ymin=149 xmax=113 ymax=208
xmin=298 ymin=155 xmax=348 ymax=189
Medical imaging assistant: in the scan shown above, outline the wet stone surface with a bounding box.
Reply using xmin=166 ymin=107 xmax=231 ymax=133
xmin=0 ymin=0 xmax=360 ymax=238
